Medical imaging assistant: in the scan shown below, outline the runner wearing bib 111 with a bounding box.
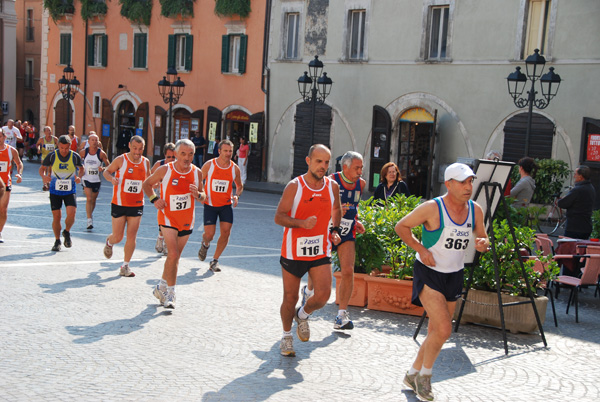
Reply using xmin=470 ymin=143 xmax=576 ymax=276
xmin=102 ymin=136 xmax=150 ymax=278
xmin=275 ymin=144 xmax=342 ymax=357
xmin=197 ymin=139 xmax=243 ymax=273
xmin=302 ymin=151 xmax=365 ymax=331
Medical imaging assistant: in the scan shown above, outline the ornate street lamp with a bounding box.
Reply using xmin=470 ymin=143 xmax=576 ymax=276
xmin=158 ymin=67 xmax=185 ymax=143
xmin=297 ymin=55 xmax=333 ymax=145
xmin=506 ymin=49 xmax=562 ymax=156
xmin=58 ymin=64 xmax=80 ymax=127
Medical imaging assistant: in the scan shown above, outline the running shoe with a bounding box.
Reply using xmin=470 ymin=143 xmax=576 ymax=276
xmin=87 ymin=219 xmax=93 ymax=231
xmin=155 ymin=236 xmax=164 ymax=253
xmin=198 ymin=242 xmax=210 ymax=261
xmin=119 ymin=264 xmax=135 ymax=277
xmin=51 ymin=239 xmax=61 ymax=251
xmin=153 ymin=285 xmax=166 ymax=305
xmin=103 ymin=237 xmax=113 ymax=259
xmin=295 ymin=308 xmax=310 ymax=342
xmin=62 ymin=230 xmax=72 ymax=248
xmin=300 ymin=285 xmax=311 ymax=308
xmin=403 ymin=372 xmax=418 ymax=393
xmin=280 ymin=336 xmax=295 ymax=357
xmin=209 ymin=259 xmax=221 ymax=272
xmin=333 ymin=311 xmax=354 ymax=330
xmin=0 ymin=232 xmax=3 ymax=243
xmin=42 ymin=183 xmax=49 ymax=191
xmin=415 ymin=374 xmax=434 ymax=401
xmin=164 ymin=290 xmax=176 ymax=309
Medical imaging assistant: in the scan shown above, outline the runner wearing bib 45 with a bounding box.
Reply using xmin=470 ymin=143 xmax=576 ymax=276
xmin=102 ymin=136 xmax=150 ymax=277
xmin=275 ymin=144 xmax=342 ymax=357
xmin=0 ymin=130 xmax=24 ymax=243
xmin=79 ymin=132 xmax=110 ymax=230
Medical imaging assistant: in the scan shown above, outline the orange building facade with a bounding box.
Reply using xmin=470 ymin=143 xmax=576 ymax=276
xmin=41 ymin=1 xmax=266 ymax=180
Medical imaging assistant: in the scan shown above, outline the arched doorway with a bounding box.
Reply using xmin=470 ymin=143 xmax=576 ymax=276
xmin=54 ymin=98 xmax=72 ymax=137
xmin=502 ymin=112 xmax=554 ymax=162
xmin=115 ymin=101 xmax=135 ymax=157
xmin=173 ymin=108 xmax=192 ymax=142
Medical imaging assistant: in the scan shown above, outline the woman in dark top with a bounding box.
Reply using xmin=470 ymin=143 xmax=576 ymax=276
xmin=373 ymin=162 xmax=410 ymax=203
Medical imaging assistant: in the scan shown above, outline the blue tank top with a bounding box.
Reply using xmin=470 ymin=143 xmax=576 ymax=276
xmin=332 ymin=172 xmax=362 ymax=238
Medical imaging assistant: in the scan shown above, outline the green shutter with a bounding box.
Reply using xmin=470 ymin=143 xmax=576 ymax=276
xmin=101 ymin=34 xmax=108 ymax=67
xmin=87 ymin=35 xmax=94 ymax=66
xmin=60 ymin=34 xmax=72 ymax=65
xmin=185 ymin=34 xmax=193 ymax=71
xmin=67 ymin=34 xmax=71 ymax=65
xmin=238 ymin=34 xmax=248 ymax=74
xmin=167 ymin=35 xmax=176 ymax=69
xmin=221 ymin=35 xmax=230 ymax=73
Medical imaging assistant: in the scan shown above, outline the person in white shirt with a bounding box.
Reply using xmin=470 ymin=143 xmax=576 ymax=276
xmin=2 ymin=120 xmax=22 ymax=149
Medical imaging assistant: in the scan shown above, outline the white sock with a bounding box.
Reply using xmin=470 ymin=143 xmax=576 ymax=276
xmin=305 ymin=286 xmax=314 ymax=297
xmin=408 ymin=366 xmax=419 ymax=375
xmin=283 ymin=330 xmax=292 ymax=338
xmin=87 ymin=218 xmax=93 ymax=225
xmin=420 ymin=366 xmax=433 ymax=376
xmin=158 ymin=235 xmax=163 ymax=240
xmin=297 ymin=306 xmax=310 ymax=320
xmin=159 ymin=279 xmax=167 ymax=290
xmin=123 ymin=261 xmax=129 ymax=266
xmin=167 ymin=286 xmax=175 ymax=294
xmin=338 ymin=309 xmax=346 ymax=317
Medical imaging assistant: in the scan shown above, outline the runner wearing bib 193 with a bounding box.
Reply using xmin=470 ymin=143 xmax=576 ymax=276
xmin=0 ymin=130 xmax=24 ymax=243
xmin=275 ymin=144 xmax=342 ymax=357
xmin=143 ymin=139 xmax=206 ymax=309
xmin=102 ymin=136 xmax=151 ymax=277
xmin=395 ymin=163 xmax=489 ymax=402
xmin=197 ymin=139 xmax=243 ymax=273
xmin=79 ymin=133 xmax=110 ymax=230
xmin=39 ymin=135 xmax=83 ymax=251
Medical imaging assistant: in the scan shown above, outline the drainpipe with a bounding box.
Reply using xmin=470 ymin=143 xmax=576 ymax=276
xmin=82 ymin=19 xmax=89 ymax=138
xmin=261 ymin=0 xmax=272 ymax=182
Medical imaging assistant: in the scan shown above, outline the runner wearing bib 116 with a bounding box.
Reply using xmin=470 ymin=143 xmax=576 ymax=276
xmin=102 ymin=135 xmax=150 ymax=278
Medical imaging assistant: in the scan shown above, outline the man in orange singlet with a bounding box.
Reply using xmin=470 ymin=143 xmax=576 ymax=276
xmin=151 ymin=142 xmax=177 ymax=255
xmin=68 ymin=125 xmax=83 ymax=152
xmin=197 ymin=139 xmax=243 ymax=273
xmin=102 ymin=135 xmax=150 ymax=277
xmin=0 ymin=130 xmax=24 ymax=243
xmin=143 ymin=139 xmax=205 ymax=309
xmin=274 ymin=144 xmax=342 ymax=357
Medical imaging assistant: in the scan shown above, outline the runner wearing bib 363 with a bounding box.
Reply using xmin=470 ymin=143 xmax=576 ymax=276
xmin=197 ymin=139 xmax=243 ymax=273
xmin=275 ymin=144 xmax=342 ymax=357
xmin=79 ymin=133 xmax=110 ymax=230
xmin=0 ymin=130 xmax=24 ymax=243
xmin=102 ymin=136 xmax=150 ymax=277
xmin=302 ymin=151 xmax=365 ymax=331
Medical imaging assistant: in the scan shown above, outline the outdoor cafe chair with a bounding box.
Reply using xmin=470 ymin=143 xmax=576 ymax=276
xmin=553 ymin=255 xmax=600 ymax=323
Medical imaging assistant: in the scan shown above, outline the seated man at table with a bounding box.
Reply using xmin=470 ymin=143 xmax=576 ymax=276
xmin=558 ymin=165 xmax=596 ymax=240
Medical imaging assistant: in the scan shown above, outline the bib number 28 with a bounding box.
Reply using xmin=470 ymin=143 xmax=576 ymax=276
xmin=444 ymin=238 xmax=469 ymax=250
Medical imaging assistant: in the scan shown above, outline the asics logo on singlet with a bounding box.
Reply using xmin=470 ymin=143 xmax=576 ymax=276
xmin=300 ymin=238 xmax=320 ymax=245
xmin=59 ymin=163 xmax=68 ymax=169
xmin=128 ymin=168 xmax=134 ymax=174
xmin=309 ymin=193 xmax=322 ymax=201
xmin=171 ymin=179 xmax=179 ymax=186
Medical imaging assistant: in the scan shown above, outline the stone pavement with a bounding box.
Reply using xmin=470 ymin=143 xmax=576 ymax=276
xmin=1 ymin=161 xmax=600 ymax=401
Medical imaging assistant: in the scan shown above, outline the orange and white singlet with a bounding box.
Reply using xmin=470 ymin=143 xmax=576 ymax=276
xmin=204 ymin=158 xmax=237 ymax=207
xmin=111 ymin=153 xmax=148 ymax=207
xmin=281 ymin=175 xmax=335 ymax=261
xmin=157 ymin=162 xmax=200 ymax=232
xmin=0 ymin=145 xmax=15 ymax=187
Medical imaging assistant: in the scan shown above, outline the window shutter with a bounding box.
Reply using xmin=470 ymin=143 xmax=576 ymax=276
xmin=167 ymin=34 xmax=176 ymax=69
xmin=101 ymin=34 xmax=108 ymax=67
xmin=185 ymin=34 xmax=193 ymax=71
xmin=238 ymin=34 xmax=248 ymax=74
xmin=61 ymin=34 xmax=72 ymax=65
xmin=87 ymin=35 xmax=94 ymax=66
xmin=221 ymin=35 xmax=230 ymax=73
xmin=141 ymin=34 xmax=147 ymax=68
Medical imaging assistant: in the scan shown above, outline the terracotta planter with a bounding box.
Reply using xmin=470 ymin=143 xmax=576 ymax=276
xmin=454 ymin=289 xmax=548 ymax=334
xmin=333 ymin=272 xmax=369 ymax=307
xmin=365 ymin=275 xmax=424 ymax=316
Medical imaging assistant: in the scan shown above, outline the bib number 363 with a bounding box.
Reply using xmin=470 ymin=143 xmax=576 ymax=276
xmin=444 ymin=238 xmax=470 ymax=250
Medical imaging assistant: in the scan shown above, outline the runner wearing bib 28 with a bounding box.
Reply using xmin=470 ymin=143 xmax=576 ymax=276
xmin=0 ymin=130 xmax=24 ymax=243
xmin=275 ymin=144 xmax=342 ymax=357
xmin=102 ymin=136 xmax=150 ymax=277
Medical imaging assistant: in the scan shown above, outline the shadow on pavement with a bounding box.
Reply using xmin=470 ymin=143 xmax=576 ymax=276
xmin=39 ymin=271 xmax=121 ymax=293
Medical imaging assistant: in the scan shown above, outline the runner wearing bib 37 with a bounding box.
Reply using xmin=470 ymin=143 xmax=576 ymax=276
xmin=275 ymin=144 xmax=342 ymax=357
xmin=39 ymin=135 xmax=84 ymax=251
xmin=79 ymin=132 xmax=110 ymax=230
xmin=302 ymin=151 xmax=365 ymax=331
xmin=395 ymin=163 xmax=489 ymax=402
xmin=143 ymin=139 xmax=205 ymax=309
xmin=197 ymin=139 xmax=243 ymax=273
xmin=102 ymin=136 xmax=150 ymax=277
xmin=0 ymin=130 xmax=24 ymax=243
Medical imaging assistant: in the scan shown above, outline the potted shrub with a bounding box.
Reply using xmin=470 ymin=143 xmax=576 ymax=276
xmin=119 ymin=0 xmax=152 ymax=26
xmin=159 ymin=0 xmax=194 ymax=19
xmin=80 ymin=0 xmax=108 ymax=21
xmin=214 ymin=0 xmax=251 ymax=18
xmin=455 ymin=220 xmax=560 ymax=333
xmin=43 ymin=0 xmax=75 ymax=21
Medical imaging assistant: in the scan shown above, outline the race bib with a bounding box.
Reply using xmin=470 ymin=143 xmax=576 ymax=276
xmin=124 ymin=179 xmax=142 ymax=194
xmin=339 ymin=218 xmax=354 ymax=237
xmin=87 ymin=167 xmax=99 ymax=176
xmin=442 ymin=227 xmax=471 ymax=251
xmin=55 ymin=179 xmax=72 ymax=192
xmin=211 ymin=179 xmax=229 ymax=193
xmin=296 ymin=235 xmax=324 ymax=257
xmin=45 ymin=144 xmax=55 ymax=151
xmin=0 ymin=161 xmax=7 ymax=172
xmin=170 ymin=193 xmax=191 ymax=211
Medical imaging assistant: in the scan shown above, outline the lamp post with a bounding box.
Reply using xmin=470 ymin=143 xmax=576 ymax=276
xmin=58 ymin=64 xmax=80 ymax=127
xmin=506 ymin=49 xmax=561 ymax=156
xmin=297 ymin=55 xmax=333 ymax=145
xmin=157 ymin=68 xmax=185 ymax=143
